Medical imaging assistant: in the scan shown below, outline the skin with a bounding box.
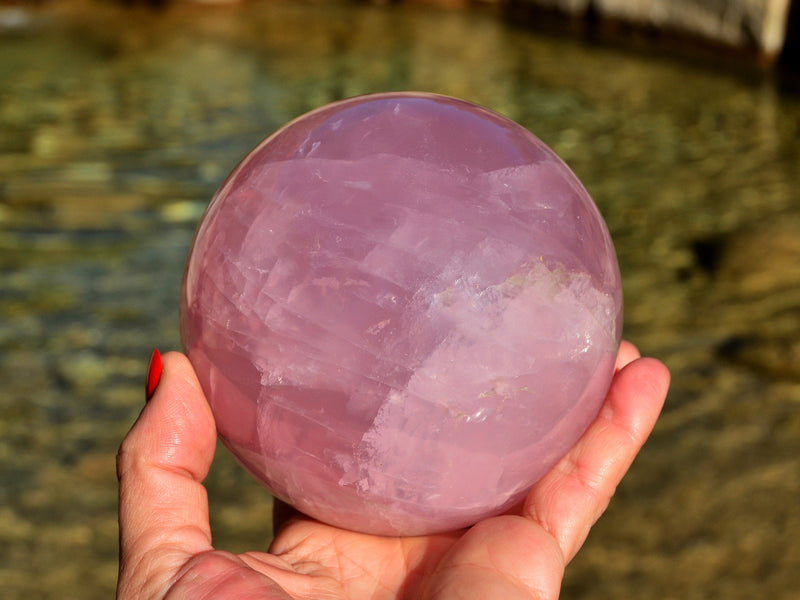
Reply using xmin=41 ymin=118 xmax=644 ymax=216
xmin=117 ymin=341 xmax=669 ymax=599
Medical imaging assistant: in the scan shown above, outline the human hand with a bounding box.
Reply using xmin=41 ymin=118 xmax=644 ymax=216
xmin=117 ymin=341 xmax=669 ymax=599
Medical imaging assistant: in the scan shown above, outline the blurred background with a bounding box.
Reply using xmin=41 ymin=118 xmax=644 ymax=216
xmin=1 ymin=0 xmax=798 ymax=598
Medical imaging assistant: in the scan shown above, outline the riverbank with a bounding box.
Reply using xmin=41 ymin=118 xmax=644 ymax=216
xmin=3 ymin=0 xmax=796 ymax=64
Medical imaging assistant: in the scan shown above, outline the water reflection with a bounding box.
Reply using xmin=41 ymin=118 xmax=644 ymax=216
xmin=1 ymin=2 xmax=798 ymax=599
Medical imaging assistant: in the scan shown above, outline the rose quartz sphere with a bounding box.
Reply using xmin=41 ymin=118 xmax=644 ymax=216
xmin=180 ymin=92 xmax=622 ymax=536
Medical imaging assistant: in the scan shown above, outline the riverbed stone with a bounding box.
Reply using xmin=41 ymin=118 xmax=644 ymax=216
xmin=708 ymin=220 xmax=800 ymax=380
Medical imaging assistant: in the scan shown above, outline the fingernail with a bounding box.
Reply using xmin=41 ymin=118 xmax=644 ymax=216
xmin=145 ymin=349 xmax=163 ymax=402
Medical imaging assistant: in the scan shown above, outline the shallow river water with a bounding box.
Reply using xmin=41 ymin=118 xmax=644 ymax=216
xmin=1 ymin=1 xmax=799 ymax=598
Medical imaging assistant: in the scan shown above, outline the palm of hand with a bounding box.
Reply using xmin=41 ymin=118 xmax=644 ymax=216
xmin=164 ymin=510 xmax=560 ymax=599
xmin=117 ymin=343 xmax=668 ymax=600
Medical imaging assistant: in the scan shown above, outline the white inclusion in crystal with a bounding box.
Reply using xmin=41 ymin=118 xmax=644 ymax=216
xmin=463 ymin=407 xmax=488 ymax=423
xmin=353 ymin=263 xmax=614 ymax=478
xmin=259 ymin=368 xmax=284 ymax=387
xmin=335 ymin=452 xmax=361 ymax=487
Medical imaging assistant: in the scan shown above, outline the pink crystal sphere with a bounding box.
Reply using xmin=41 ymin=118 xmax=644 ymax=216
xmin=180 ymin=92 xmax=622 ymax=536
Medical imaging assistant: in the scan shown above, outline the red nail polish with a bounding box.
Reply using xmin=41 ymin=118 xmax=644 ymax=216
xmin=145 ymin=349 xmax=163 ymax=401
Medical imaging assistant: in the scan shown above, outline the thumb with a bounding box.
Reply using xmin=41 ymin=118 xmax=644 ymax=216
xmin=117 ymin=351 xmax=217 ymax=599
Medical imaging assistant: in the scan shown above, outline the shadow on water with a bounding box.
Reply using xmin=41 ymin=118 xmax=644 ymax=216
xmin=0 ymin=1 xmax=798 ymax=598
